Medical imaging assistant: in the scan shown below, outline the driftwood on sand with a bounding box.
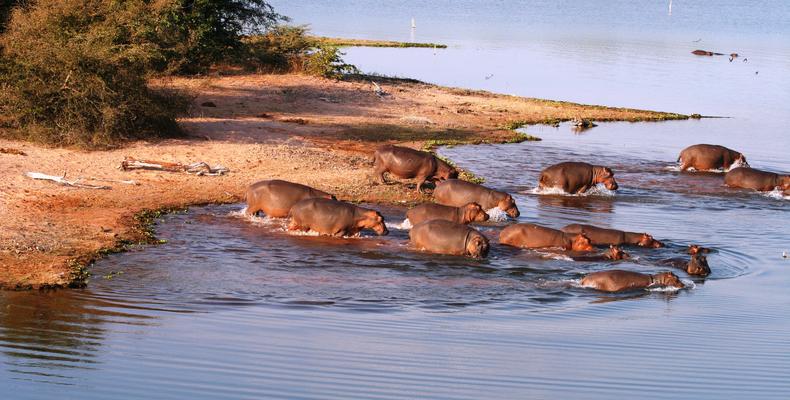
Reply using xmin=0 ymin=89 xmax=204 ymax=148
xmin=26 ymin=172 xmax=112 ymax=189
xmin=119 ymin=157 xmax=229 ymax=176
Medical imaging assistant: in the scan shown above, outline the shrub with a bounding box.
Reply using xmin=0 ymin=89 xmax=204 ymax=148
xmin=0 ymin=0 xmax=187 ymax=147
xmin=302 ymin=44 xmax=360 ymax=79
xmin=241 ymin=25 xmax=316 ymax=71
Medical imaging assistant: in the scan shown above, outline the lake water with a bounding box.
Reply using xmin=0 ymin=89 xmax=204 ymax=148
xmin=3 ymin=1 xmax=789 ymax=399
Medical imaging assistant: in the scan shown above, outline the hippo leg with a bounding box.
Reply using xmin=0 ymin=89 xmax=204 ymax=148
xmin=415 ymin=175 xmax=429 ymax=193
xmin=287 ymin=219 xmax=305 ymax=232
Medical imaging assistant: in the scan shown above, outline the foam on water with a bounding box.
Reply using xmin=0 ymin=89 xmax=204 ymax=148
xmin=387 ymin=218 xmax=413 ymax=230
xmin=647 ymin=279 xmax=696 ymax=292
xmin=486 ymin=207 xmax=509 ymax=222
xmin=528 ymin=184 xmax=616 ymax=197
xmin=665 ymin=159 xmax=748 ymax=173
xmin=535 ymin=250 xmax=574 ymax=261
xmin=762 ymin=188 xmax=790 ymax=201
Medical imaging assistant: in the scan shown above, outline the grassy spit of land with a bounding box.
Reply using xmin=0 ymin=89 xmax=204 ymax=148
xmin=0 ymin=73 xmax=689 ymax=289
xmin=313 ymin=37 xmax=448 ymax=48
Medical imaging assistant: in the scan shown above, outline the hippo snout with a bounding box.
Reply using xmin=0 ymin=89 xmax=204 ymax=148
xmin=376 ymin=224 xmax=389 ymax=236
xmin=506 ymin=207 xmax=520 ymax=219
xmin=605 ymin=179 xmax=619 ymax=191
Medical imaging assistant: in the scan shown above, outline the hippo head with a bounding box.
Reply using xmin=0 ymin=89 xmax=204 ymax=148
xmin=652 ymin=272 xmax=685 ymax=289
xmin=593 ymin=166 xmax=618 ymax=190
xmin=465 ymin=231 xmax=490 ymax=259
xmin=778 ymin=175 xmax=790 ymax=191
xmin=434 ymin=159 xmax=459 ymax=181
xmin=735 ymin=153 xmax=750 ymax=168
xmin=687 ymin=244 xmax=710 ymax=255
xmin=498 ymin=195 xmax=520 ymax=218
xmin=461 ymin=202 xmax=489 ymax=223
xmin=637 ymin=233 xmax=664 ymax=248
xmin=570 ymin=233 xmax=594 ymax=252
xmin=686 ymin=254 xmax=711 ymax=276
xmin=606 ymin=245 xmax=630 ymax=261
xmin=361 ymin=210 xmax=389 ymax=236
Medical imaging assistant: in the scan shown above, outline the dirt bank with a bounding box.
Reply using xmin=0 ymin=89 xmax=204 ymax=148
xmin=0 ymin=73 xmax=688 ymax=289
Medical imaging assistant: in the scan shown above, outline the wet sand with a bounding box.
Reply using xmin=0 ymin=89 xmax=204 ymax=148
xmin=0 ymin=73 xmax=687 ymax=289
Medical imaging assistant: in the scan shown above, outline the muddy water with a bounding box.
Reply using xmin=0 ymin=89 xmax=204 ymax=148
xmin=4 ymin=1 xmax=790 ymax=398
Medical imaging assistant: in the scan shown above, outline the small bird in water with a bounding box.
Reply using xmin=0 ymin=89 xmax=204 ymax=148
xmin=783 ymin=251 xmax=788 ymax=259
xmin=755 ymin=71 xmax=759 ymax=75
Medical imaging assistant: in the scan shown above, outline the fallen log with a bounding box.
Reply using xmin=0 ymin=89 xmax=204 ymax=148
xmin=120 ymin=157 xmax=229 ymax=176
xmin=26 ymin=172 xmax=111 ymax=189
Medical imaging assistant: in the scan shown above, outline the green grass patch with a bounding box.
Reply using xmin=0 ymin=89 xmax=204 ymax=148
xmin=313 ymin=36 xmax=447 ymax=49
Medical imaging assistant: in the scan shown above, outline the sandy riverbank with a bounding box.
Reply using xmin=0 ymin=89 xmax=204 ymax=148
xmin=0 ymin=73 xmax=688 ymax=289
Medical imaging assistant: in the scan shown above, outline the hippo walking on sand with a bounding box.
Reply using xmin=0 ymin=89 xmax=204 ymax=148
xmin=372 ymin=145 xmax=458 ymax=192
xmin=725 ymin=167 xmax=790 ymax=192
xmin=245 ymin=180 xmax=334 ymax=218
xmin=581 ymin=270 xmax=685 ymax=293
xmin=409 ymin=220 xmax=490 ymax=258
xmin=499 ymin=223 xmax=594 ymax=252
xmin=434 ymin=179 xmax=520 ymax=218
xmin=288 ymin=198 xmax=388 ymax=237
xmin=677 ymin=144 xmax=748 ymax=172
xmin=406 ymin=202 xmax=489 ymax=226
xmin=538 ymin=162 xmax=618 ymax=194
xmin=561 ymin=224 xmax=664 ymax=248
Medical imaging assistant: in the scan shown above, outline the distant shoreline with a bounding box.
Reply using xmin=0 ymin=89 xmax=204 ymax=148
xmin=313 ymin=36 xmax=448 ymax=49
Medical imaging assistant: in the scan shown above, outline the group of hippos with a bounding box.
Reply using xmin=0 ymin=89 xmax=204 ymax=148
xmin=245 ymin=143 xmax=788 ymax=294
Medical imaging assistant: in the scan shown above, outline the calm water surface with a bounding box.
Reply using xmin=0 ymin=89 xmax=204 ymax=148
xmin=3 ymin=1 xmax=790 ymax=399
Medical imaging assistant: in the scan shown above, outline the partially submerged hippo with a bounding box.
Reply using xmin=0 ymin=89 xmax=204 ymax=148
xmin=372 ymin=145 xmax=458 ymax=192
xmin=406 ymin=202 xmax=489 ymax=226
xmin=409 ymin=220 xmax=489 ymax=258
xmin=434 ymin=179 xmax=520 ymax=218
xmin=581 ymin=270 xmax=685 ymax=293
xmin=562 ymin=224 xmax=664 ymax=248
xmin=660 ymin=254 xmax=711 ymax=277
xmin=245 ymin=180 xmax=334 ymax=218
xmin=677 ymin=144 xmax=748 ymax=171
xmin=571 ymin=245 xmax=630 ymax=262
xmin=500 ymin=223 xmax=594 ymax=252
xmin=692 ymin=49 xmax=724 ymax=56
xmin=288 ymin=198 xmax=388 ymax=237
xmin=725 ymin=167 xmax=790 ymax=192
xmin=538 ymin=162 xmax=618 ymax=194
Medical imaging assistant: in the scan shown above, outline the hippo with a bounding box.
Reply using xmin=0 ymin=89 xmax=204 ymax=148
xmin=288 ymin=198 xmax=388 ymax=237
xmin=571 ymin=245 xmax=630 ymax=262
xmin=499 ymin=223 xmax=594 ymax=252
xmin=687 ymin=244 xmax=712 ymax=255
xmin=691 ymin=50 xmax=723 ymax=56
xmin=725 ymin=167 xmax=790 ymax=192
xmin=581 ymin=270 xmax=685 ymax=293
xmin=538 ymin=162 xmax=618 ymax=194
xmin=372 ymin=144 xmax=458 ymax=192
xmin=677 ymin=144 xmax=748 ymax=172
xmin=409 ymin=220 xmax=489 ymax=258
xmin=434 ymin=179 xmax=520 ymax=218
xmin=561 ymin=224 xmax=664 ymax=248
xmin=406 ymin=202 xmax=489 ymax=226
xmin=245 ymin=180 xmax=335 ymax=218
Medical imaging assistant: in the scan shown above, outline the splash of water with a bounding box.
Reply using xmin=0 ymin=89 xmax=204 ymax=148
xmin=486 ymin=207 xmax=509 ymax=222
xmin=647 ymin=279 xmax=696 ymax=292
xmin=666 ymin=158 xmax=748 ymax=173
xmin=762 ymin=188 xmax=790 ymax=201
xmin=535 ymin=250 xmax=574 ymax=261
xmin=387 ymin=218 xmax=413 ymax=230
xmin=528 ymin=184 xmax=616 ymax=197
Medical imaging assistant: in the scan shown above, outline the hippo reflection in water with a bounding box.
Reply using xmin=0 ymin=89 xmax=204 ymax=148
xmin=288 ymin=198 xmax=388 ymax=237
xmin=581 ymin=270 xmax=685 ymax=293
xmin=372 ymin=144 xmax=458 ymax=193
xmin=245 ymin=179 xmax=334 ymax=218
xmin=538 ymin=162 xmax=618 ymax=194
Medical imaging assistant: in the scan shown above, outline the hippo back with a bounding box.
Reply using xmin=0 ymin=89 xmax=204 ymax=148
xmin=409 ymin=220 xmax=475 ymax=256
xmin=500 ymin=223 xmax=569 ymax=249
xmin=725 ymin=167 xmax=779 ymax=191
xmin=406 ymin=203 xmax=459 ymax=225
xmin=246 ymin=180 xmax=331 ymax=217
xmin=289 ymin=198 xmax=356 ymax=233
xmin=434 ymin=179 xmax=500 ymax=210
xmin=561 ymin=224 xmax=626 ymax=246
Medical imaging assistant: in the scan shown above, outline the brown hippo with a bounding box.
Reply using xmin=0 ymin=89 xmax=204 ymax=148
xmin=538 ymin=162 xmax=618 ymax=194
xmin=691 ymin=49 xmax=723 ymax=56
xmin=372 ymin=145 xmax=458 ymax=192
xmin=677 ymin=144 xmax=748 ymax=171
xmin=571 ymin=245 xmax=630 ymax=262
xmin=725 ymin=167 xmax=790 ymax=192
xmin=561 ymin=224 xmax=664 ymax=248
xmin=581 ymin=270 xmax=685 ymax=293
xmin=660 ymin=254 xmax=711 ymax=277
xmin=687 ymin=244 xmax=712 ymax=255
xmin=434 ymin=179 xmax=520 ymax=218
xmin=409 ymin=220 xmax=489 ymax=258
xmin=500 ymin=223 xmax=594 ymax=252
xmin=288 ymin=198 xmax=388 ymax=237
xmin=245 ymin=180 xmax=335 ymax=218
xmin=406 ymin=202 xmax=489 ymax=226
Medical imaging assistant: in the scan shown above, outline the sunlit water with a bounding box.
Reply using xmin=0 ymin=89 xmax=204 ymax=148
xmin=3 ymin=1 xmax=790 ymax=399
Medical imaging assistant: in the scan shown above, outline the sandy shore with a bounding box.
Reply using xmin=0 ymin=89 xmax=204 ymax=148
xmin=0 ymin=73 xmax=688 ymax=289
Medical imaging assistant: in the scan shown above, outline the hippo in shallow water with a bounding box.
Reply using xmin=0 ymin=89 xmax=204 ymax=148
xmin=372 ymin=145 xmax=458 ymax=192
xmin=434 ymin=179 xmax=520 ymax=218
xmin=538 ymin=162 xmax=618 ymax=194
xmin=692 ymin=49 xmax=724 ymax=56
xmin=409 ymin=220 xmax=489 ymax=258
xmin=581 ymin=270 xmax=685 ymax=293
xmin=677 ymin=144 xmax=748 ymax=172
xmin=499 ymin=223 xmax=594 ymax=252
xmin=245 ymin=180 xmax=334 ymax=218
xmin=725 ymin=167 xmax=790 ymax=192
xmin=288 ymin=198 xmax=388 ymax=237
xmin=406 ymin=202 xmax=489 ymax=226
xmin=571 ymin=245 xmax=630 ymax=262
xmin=561 ymin=224 xmax=664 ymax=248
